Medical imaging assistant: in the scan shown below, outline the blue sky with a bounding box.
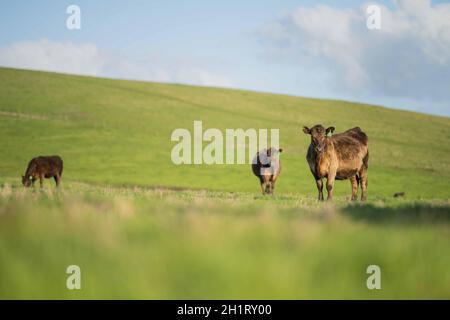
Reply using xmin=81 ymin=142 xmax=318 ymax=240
xmin=1 ymin=0 xmax=449 ymax=116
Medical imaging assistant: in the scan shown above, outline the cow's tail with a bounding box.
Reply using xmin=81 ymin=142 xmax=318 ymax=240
xmin=363 ymin=150 xmax=369 ymax=169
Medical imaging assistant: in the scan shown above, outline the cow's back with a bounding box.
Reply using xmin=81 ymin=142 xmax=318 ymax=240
xmin=329 ymin=128 xmax=368 ymax=170
xmin=343 ymin=127 xmax=368 ymax=146
xmin=27 ymin=156 xmax=63 ymax=176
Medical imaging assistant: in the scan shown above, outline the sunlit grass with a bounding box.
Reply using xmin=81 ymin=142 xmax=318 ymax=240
xmin=0 ymin=183 xmax=449 ymax=299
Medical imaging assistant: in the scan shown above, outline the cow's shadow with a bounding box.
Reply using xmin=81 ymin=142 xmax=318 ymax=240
xmin=342 ymin=202 xmax=450 ymax=225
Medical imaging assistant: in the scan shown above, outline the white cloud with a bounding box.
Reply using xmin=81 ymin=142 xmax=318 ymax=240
xmin=259 ymin=0 xmax=450 ymax=103
xmin=103 ymin=53 xmax=234 ymax=88
xmin=0 ymin=39 xmax=105 ymax=76
xmin=0 ymin=39 xmax=234 ymax=88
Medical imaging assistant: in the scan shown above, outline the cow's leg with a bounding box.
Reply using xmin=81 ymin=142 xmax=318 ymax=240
xmin=54 ymin=174 xmax=61 ymax=187
xmin=260 ymin=182 xmax=266 ymax=195
xmin=39 ymin=175 xmax=44 ymax=189
xmin=316 ymin=178 xmax=324 ymax=201
xmin=270 ymin=177 xmax=277 ymax=195
xmin=260 ymin=177 xmax=267 ymax=195
xmin=269 ymin=182 xmax=275 ymax=195
xmin=359 ymin=168 xmax=368 ymax=201
xmin=326 ymin=173 xmax=336 ymax=201
xmin=350 ymin=175 xmax=358 ymax=201
xmin=265 ymin=183 xmax=271 ymax=195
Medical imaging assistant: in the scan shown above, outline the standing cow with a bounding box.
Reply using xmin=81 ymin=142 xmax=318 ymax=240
xmin=303 ymin=125 xmax=368 ymax=201
xmin=252 ymin=147 xmax=282 ymax=195
xmin=22 ymin=155 xmax=63 ymax=188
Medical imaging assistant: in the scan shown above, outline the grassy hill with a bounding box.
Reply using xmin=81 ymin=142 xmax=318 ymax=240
xmin=0 ymin=67 xmax=449 ymax=198
xmin=0 ymin=67 xmax=449 ymax=299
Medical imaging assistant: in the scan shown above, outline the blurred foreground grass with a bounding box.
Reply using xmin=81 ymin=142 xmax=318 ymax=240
xmin=0 ymin=182 xmax=449 ymax=299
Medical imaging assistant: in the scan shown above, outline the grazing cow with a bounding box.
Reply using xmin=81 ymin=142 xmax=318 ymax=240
xmin=252 ymin=147 xmax=282 ymax=195
xmin=22 ymin=156 xmax=63 ymax=188
xmin=303 ymin=125 xmax=369 ymax=201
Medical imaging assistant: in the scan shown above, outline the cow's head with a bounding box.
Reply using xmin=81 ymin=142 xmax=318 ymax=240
xmin=303 ymin=124 xmax=335 ymax=153
xmin=263 ymin=147 xmax=282 ymax=166
xmin=258 ymin=147 xmax=282 ymax=173
xmin=266 ymin=147 xmax=283 ymax=158
xmin=21 ymin=175 xmax=33 ymax=187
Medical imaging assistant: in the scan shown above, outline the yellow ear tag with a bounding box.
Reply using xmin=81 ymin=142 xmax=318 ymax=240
xmin=29 ymin=176 xmax=33 ymax=180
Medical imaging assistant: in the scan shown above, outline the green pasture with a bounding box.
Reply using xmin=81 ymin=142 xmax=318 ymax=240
xmin=0 ymin=68 xmax=449 ymax=299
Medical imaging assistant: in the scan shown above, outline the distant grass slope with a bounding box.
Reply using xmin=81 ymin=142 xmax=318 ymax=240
xmin=1 ymin=67 xmax=449 ymax=199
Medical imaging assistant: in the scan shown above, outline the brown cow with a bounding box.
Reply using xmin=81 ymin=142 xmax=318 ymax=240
xmin=22 ymin=156 xmax=63 ymax=188
xmin=252 ymin=147 xmax=282 ymax=195
xmin=303 ymin=125 xmax=368 ymax=201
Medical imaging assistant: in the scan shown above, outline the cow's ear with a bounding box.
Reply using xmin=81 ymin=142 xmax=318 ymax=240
xmin=303 ymin=126 xmax=311 ymax=134
xmin=326 ymin=127 xmax=335 ymax=135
